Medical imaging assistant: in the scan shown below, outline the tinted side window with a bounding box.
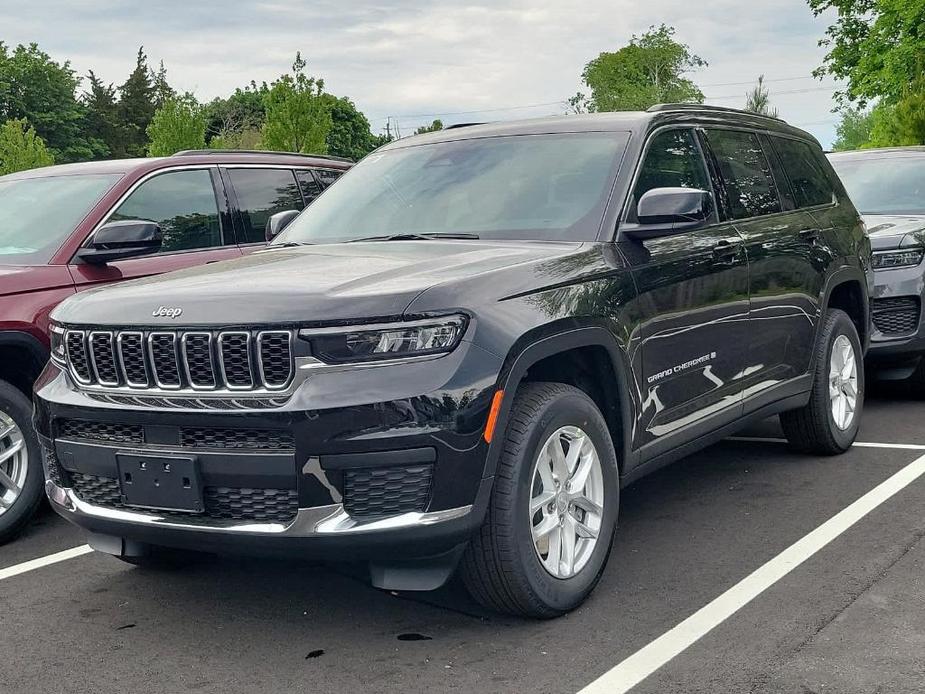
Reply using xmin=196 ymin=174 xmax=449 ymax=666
xmin=228 ymin=168 xmax=304 ymax=243
xmin=634 ymin=129 xmax=711 ymax=203
xmin=109 ymin=169 xmax=223 ymax=253
xmin=706 ymin=130 xmax=781 ymax=219
xmin=314 ymin=169 xmax=343 ymax=189
xmin=295 ymin=170 xmax=322 ymax=205
xmin=772 ymin=137 xmax=834 ymax=208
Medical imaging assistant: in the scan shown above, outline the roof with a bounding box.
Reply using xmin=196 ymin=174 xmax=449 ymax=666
xmin=382 ymin=105 xmax=817 ymax=150
xmin=0 ymin=149 xmax=351 ymax=182
xmin=828 ymin=146 xmax=925 ymax=160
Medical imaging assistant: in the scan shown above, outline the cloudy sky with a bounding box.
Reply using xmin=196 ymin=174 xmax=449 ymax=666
xmin=1 ymin=0 xmax=843 ymax=146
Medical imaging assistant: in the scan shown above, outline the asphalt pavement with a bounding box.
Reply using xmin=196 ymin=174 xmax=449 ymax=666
xmin=2 ymin=382 xmax=924 ymax=694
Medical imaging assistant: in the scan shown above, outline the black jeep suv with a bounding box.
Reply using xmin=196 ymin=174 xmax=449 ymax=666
xmin=34 ymin=105 xmax=871 ymax=618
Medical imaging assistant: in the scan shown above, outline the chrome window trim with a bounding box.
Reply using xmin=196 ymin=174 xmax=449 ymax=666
xmin=87 ymin=331 xmax=119 ymax=386
xmin=147 ymin=332 xmax=182 ymax=390
xmin=256 ymin=330 xmax=294 ymax=390
xmin=64 ymin=329 xmax=93 ymax=385
xmin=217 ymin=331 xmax=254 ymax=390
xmin=116 ymin=331 xmax=150 ymax=388
xmin=180 ymin=332 xmax=217 ymax=390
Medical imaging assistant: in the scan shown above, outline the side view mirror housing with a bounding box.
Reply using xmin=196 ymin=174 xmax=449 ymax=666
xmin=266 ymin=210 xmax=300 ymax=242
xmin=77 ymin=220 xmax=163 ymax=265
xmin=624 ymin=187 xmax=713 ymax=240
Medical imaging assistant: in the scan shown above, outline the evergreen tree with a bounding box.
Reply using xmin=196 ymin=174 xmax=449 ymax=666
xmin=82 ymin=70 xmax=122 ymax=158
xmin=117 ymin=47 xmax=157 ymax=157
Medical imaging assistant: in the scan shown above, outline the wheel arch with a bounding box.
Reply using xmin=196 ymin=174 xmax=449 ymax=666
xmin=0 ymin=331 xmax=49 ymax=397
xmin=822 ymin=268 xmax=870 ymax=352
xmin=483 ymin=326 xmax=635 ymax=479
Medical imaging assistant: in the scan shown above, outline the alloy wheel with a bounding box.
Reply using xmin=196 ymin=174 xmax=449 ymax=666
xmin=0 ymin=411 xmax=28 ymax=516
xmin=829 ymin=333 xmax=859 ymax=431
xmin=529 ymin=425 xmax=604 ymax=579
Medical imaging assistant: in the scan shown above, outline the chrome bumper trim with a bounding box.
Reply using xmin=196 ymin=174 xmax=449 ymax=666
xmin=46 ymin=480 xmax=471 ymax=537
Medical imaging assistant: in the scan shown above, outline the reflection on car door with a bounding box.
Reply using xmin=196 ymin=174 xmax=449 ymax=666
xmin=623 ymin=128 xmax=750 ymax=455
xmin=69 ymin=167 xmax=241 ymax=290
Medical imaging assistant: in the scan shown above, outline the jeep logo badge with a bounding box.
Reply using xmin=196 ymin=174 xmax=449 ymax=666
xmin=152 ymin=306 xmax=183 ymax=319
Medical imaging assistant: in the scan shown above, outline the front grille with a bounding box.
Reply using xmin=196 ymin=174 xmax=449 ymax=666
xmin=63 ymin=327 xmax=294 ymax=392
xmin=57 ymin=419 xmax=144 ymax=444
xmin=69 ymin=474 xmax=298 ymax=524
xmin=43 ymin=446 xmax=65 ymax=487
xmin=343 ymin=464 xmax=433 ymax=518
xmin=179 ymin=427 xmax=295 ymax=450
xmin=872 ymin=297 xmax=920 ymax=336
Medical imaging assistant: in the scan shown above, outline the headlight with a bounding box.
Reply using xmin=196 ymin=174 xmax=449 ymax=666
xmin=49 ymin=322 xmax=66 ymax=365
xmin=300 ymin=315 xmax=467 ymax=364
xmin=872 ymin=248 xmax=924 ymax=270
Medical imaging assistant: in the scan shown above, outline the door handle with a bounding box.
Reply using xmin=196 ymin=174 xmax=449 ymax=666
xmin=799 ymin=228 xmax=821 ymax=243
xmin=711 ymin=240 xmax=741 ymax=266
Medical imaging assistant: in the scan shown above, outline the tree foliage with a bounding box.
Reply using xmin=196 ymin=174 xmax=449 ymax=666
xmin=147 ymin=92 xmax=207 ymax=156
xmin=204 ymin=82 xmax=267 ymax=146
xmin=262 ymin=53 xmax=332 ymax=154
xmin=831 ymin=107 xmax=875 ymax=150
xmin=571 ymin=25 xmax=706 ymax=112
xmin=117 ymin=47 xmax=158 ymax=157
xmin=745 ymin=75 xmax=779 ymax=117
xmin=414 ymin=119 xmax=444 ymax=135
xmin=0 ymin=118 xmax=53 ymax=175
xmin=325 ymin=95 xmax=382 ymax=159
xmin=809 ymin=0 xmax=925 ymax=106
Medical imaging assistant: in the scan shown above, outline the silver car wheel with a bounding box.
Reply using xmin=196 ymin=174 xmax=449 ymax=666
xmin=0 ymin=411 xmax=28 ymax=516
xmin=529 ymin=425 xmax=604 ymax=579
xmin=829 ymin=333 xmax=858 ymax=431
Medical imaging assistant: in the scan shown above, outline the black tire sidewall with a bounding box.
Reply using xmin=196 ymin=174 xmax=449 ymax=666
xmin=509 ymin=389 xmax=619 ymax=613
xmin=820 ymin=311 xmax=864 ymax=449
xmin=0 ymin=381 xmax=44 ymax=544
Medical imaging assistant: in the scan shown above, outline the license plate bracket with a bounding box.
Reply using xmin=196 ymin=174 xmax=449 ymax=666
xmin=116 ymin=453 xmax=203 ymax=513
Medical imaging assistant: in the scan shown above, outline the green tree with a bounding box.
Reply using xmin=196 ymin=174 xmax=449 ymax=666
xmin=571 ymin=24 xmax=706 ymax=112
xmin=0 ymin=42 xmax=100 ymax=161
xmin=808 ymin=0 xmax=925 ymax=106
xmin=146 ymin=92 xmax=207 ymax=156
xmin=151 ymin=60 xmax=175 ymax=109
xmin=745 ymin=75 xmax=779 ymax=117
xmin=867 ymin=87 xmax=925 ymax=147
xmin=262 ymin=53 xmax=332 ymax=154
xmin=0 ymin=118 xmax=53 ymax=174
xmin=831 ymin=107 xmax=875 ymax=150
xmin=414 ymin=119 xmax=444 ymax=135
xmin=325 ymin=95 xmax=380 ymax=159
xmin=118 ymin=47 xmax=158 ymax=157
xmin=82 ymin=70 xmax=122 ymax=158
xmin=205 ymin=82 xmax=268 ymax=146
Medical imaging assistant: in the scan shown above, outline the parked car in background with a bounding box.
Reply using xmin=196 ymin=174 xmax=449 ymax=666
xmin=0 ymin=150 xmax=350 ymax=543
xmin=36 ymin=105 xmax=870 ymax=618
xmin=829 ymin=148 xmax=925 ymax=389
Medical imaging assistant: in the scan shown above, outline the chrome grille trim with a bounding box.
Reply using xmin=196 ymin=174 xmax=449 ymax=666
xmin=64 ymin=330 xmax=92 ymax=385
xmin=148 ymin=332 xmax=182 ymax=390
xmin=117 ymin=331 xmax=150 ymax=388
xmin=217 ymin=332 xmax=254 ymax=390
xmin=256 ymin=330 xmax=294 ymax=390
xmin=88 ymin=331 xmax=119 ymax=386
xmin=180 ymin=332 xmax=216 ymax=390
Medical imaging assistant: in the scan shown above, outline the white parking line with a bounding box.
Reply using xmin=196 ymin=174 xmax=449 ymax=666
xmin=578 ymin=449 xmax=925 ymax=694
xmin=727 ymin=436 xmax=925 ymax=450
xmin=0 ymin=545 xmax=92 ymax=582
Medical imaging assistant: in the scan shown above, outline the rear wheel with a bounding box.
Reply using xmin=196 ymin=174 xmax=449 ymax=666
xmin=461 ymin=382 xmax=619 ymax=618
xmin=780 ymin=309 xmax=863 ymax=454
xmin=0 ymin=380 xmax=44 ymax=545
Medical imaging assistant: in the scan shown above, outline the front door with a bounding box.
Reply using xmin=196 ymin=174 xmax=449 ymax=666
xmin=623 ymin=128 xmax=750 ymax=454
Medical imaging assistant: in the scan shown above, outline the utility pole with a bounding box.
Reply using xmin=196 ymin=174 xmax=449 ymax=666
xmin=386 ymin=117 xmax=392 ymax=140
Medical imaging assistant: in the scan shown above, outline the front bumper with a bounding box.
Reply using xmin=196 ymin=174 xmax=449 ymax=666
xmin=34 ymin=339 xmax=502 ymax=560
xmin=866 ymin=263 xmax=925 ymax=365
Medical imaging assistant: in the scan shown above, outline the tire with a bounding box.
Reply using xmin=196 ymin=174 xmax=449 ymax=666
xmin=0 ymin=380 xmax=44 ymax=545
xmin=780 ymin=308 xmax=864 ymax=455
xmin=461 ymin=382 xmax=619 ymax=618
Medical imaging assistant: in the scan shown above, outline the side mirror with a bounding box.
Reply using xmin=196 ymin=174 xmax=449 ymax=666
xmin=625 ymin=187 xmax=712 ymax=239
xmin=77 ymin=220 xmax=162 ymax=265
xmin=265 ymin=210 xmax=300 ymax=242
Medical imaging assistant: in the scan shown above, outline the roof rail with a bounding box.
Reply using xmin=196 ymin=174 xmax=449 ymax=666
xmin=646 ymin=103 xmax=785 ymax=122
xmin=172 ymin=149 xmax=354 ymax=163
xmin=444 ymin=122 xmax=486 ymax=130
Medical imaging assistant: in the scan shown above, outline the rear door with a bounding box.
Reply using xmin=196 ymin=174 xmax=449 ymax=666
xmin=69 ymin=166 xmax=241 ymax=289
xmin=221 ymin=167 xmax=306 ymax=252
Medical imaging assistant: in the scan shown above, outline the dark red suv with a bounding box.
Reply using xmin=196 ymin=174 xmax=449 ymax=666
xmin=0 ymin=150 xmax=350 ymax=542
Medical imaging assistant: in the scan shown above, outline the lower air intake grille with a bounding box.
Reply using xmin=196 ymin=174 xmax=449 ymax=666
xmin=343 ymin=464 xmax=433 ymax=518
xmin=872 ymin=296 xmax=920 ymax=336
xmin=42 ymin=446 xmax=65 ymax=487
xmin=57 ymin=419 xmax=144 ymax=444
xmin=179 ymin=427 xmax=294 ymax=450
xmin=69 ymin=475 xmax=298 ymax=524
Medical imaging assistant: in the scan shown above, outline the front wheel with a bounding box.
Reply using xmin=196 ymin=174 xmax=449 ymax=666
xmin=780 ymin=308 xmax=864 ymax=454
xmin=461 ymin=382 xmax=619 ymax=618
xmin=0 ymin=380 xmax=44 ymax=545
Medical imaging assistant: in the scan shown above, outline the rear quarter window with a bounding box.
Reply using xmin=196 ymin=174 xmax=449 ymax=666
xmin=705 ymin=129 xmax=781 ymax=220
xmin=772 ymin=137 xmax=835 ymax=208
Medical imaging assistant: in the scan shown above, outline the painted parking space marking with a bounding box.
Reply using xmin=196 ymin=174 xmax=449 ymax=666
xmin=727 ymin=436 xmax=925 ymax=451
xmin=0 ymin=545 xmax=92 ymax=582
xmin=577 ymin=448 xmax=925 ymax=694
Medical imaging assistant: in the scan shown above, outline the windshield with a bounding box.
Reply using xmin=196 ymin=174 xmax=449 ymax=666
xmin=0 ymin=173 xmax=122 ymax=264
xmin=274 ymin=132 xmax=629 ymax=244
xmin=830 ymin=154 xmax=925 ymax=215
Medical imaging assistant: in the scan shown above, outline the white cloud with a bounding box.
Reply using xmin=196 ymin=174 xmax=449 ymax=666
xmin=0 ymin=0 xmax=842 ymax=145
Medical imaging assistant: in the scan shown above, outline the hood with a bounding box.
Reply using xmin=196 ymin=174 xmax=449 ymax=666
xmin=52 ymin=240 xmax=579 ymax=326
xmin=0 ymin=264 xmax=74 ymax=297
xmin=863 ymin=214 xmax=925 ymax=251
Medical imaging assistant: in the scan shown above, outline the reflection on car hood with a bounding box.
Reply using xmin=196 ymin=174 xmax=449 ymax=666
xmin=52 ymin=240 xmax=580 ymax=326
xmin=863 ymin=214 xmax=925 ymax=251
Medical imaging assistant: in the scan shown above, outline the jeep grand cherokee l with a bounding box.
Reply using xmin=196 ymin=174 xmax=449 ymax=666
xmin=34 ymin=106 xmax=870 ymax=618
xmin=828 ymin=147 xmax=925 ymax=389
xmin=0 ymin=150 xmax=349 ymax=543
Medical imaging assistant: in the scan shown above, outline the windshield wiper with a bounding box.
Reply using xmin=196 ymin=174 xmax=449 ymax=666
xmin=269 ymin=241 xmax=312 ymax=248
xmin=346 ymin=232 xmax=480 ymax=243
